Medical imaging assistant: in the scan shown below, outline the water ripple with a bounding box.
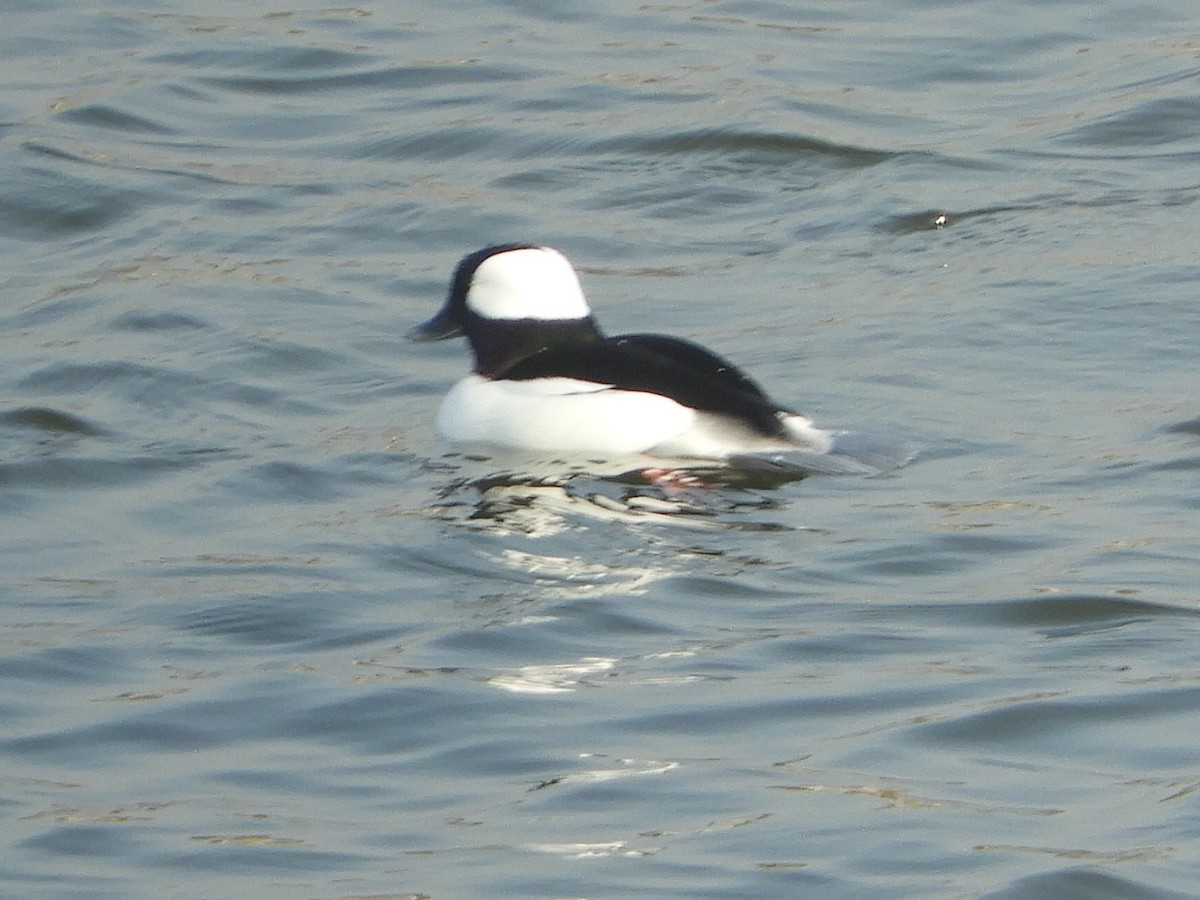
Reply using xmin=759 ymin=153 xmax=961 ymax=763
xmin=4 ymin=1 xmax=1200 ymax=897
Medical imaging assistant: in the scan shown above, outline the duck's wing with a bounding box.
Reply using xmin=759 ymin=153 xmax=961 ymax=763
xmin=500 ymin=334 xmax=787 ymax=437
xmin=609 ymin=334 xmax=773 ymax=401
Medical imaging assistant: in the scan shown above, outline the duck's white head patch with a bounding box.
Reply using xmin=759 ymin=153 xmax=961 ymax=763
xmin=466 ymin=247 xmax=592 ymax=321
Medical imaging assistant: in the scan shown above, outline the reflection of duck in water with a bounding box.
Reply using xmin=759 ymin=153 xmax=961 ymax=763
xmin=411 ymin=244 xmax=901 ymax=475
xmin=429 ymin=461 xmax=797 ymax=536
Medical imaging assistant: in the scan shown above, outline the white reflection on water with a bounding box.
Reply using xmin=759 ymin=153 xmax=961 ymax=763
xmin=488 ymin=656 xmax=616 ymax=693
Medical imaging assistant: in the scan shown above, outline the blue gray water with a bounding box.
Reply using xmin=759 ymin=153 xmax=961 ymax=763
xmin=3 ymin=1 xmax=1200 ymax=897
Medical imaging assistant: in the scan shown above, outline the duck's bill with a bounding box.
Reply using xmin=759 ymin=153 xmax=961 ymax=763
xmin=406 ymin=309 xmax=463 ymax=342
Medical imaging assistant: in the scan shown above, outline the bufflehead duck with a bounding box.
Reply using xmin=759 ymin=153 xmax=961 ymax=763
xmin=409 ymin=244 xmax=838 ymax=464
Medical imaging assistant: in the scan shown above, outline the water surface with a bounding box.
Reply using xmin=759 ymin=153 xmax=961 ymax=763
xmin=3 ymin=1 xmax=1200 ymax=897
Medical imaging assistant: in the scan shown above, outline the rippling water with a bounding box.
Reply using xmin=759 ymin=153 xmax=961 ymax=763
xmin=3 ymin=2 xmax=1200 ymax=898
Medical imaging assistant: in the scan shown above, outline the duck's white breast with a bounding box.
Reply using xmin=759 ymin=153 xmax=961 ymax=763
xmin=435 ymin=374 xmax=696 ymax=455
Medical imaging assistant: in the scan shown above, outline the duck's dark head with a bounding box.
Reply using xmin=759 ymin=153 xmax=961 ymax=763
xmin=409 ymin=244 xmax=602 ymax=376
